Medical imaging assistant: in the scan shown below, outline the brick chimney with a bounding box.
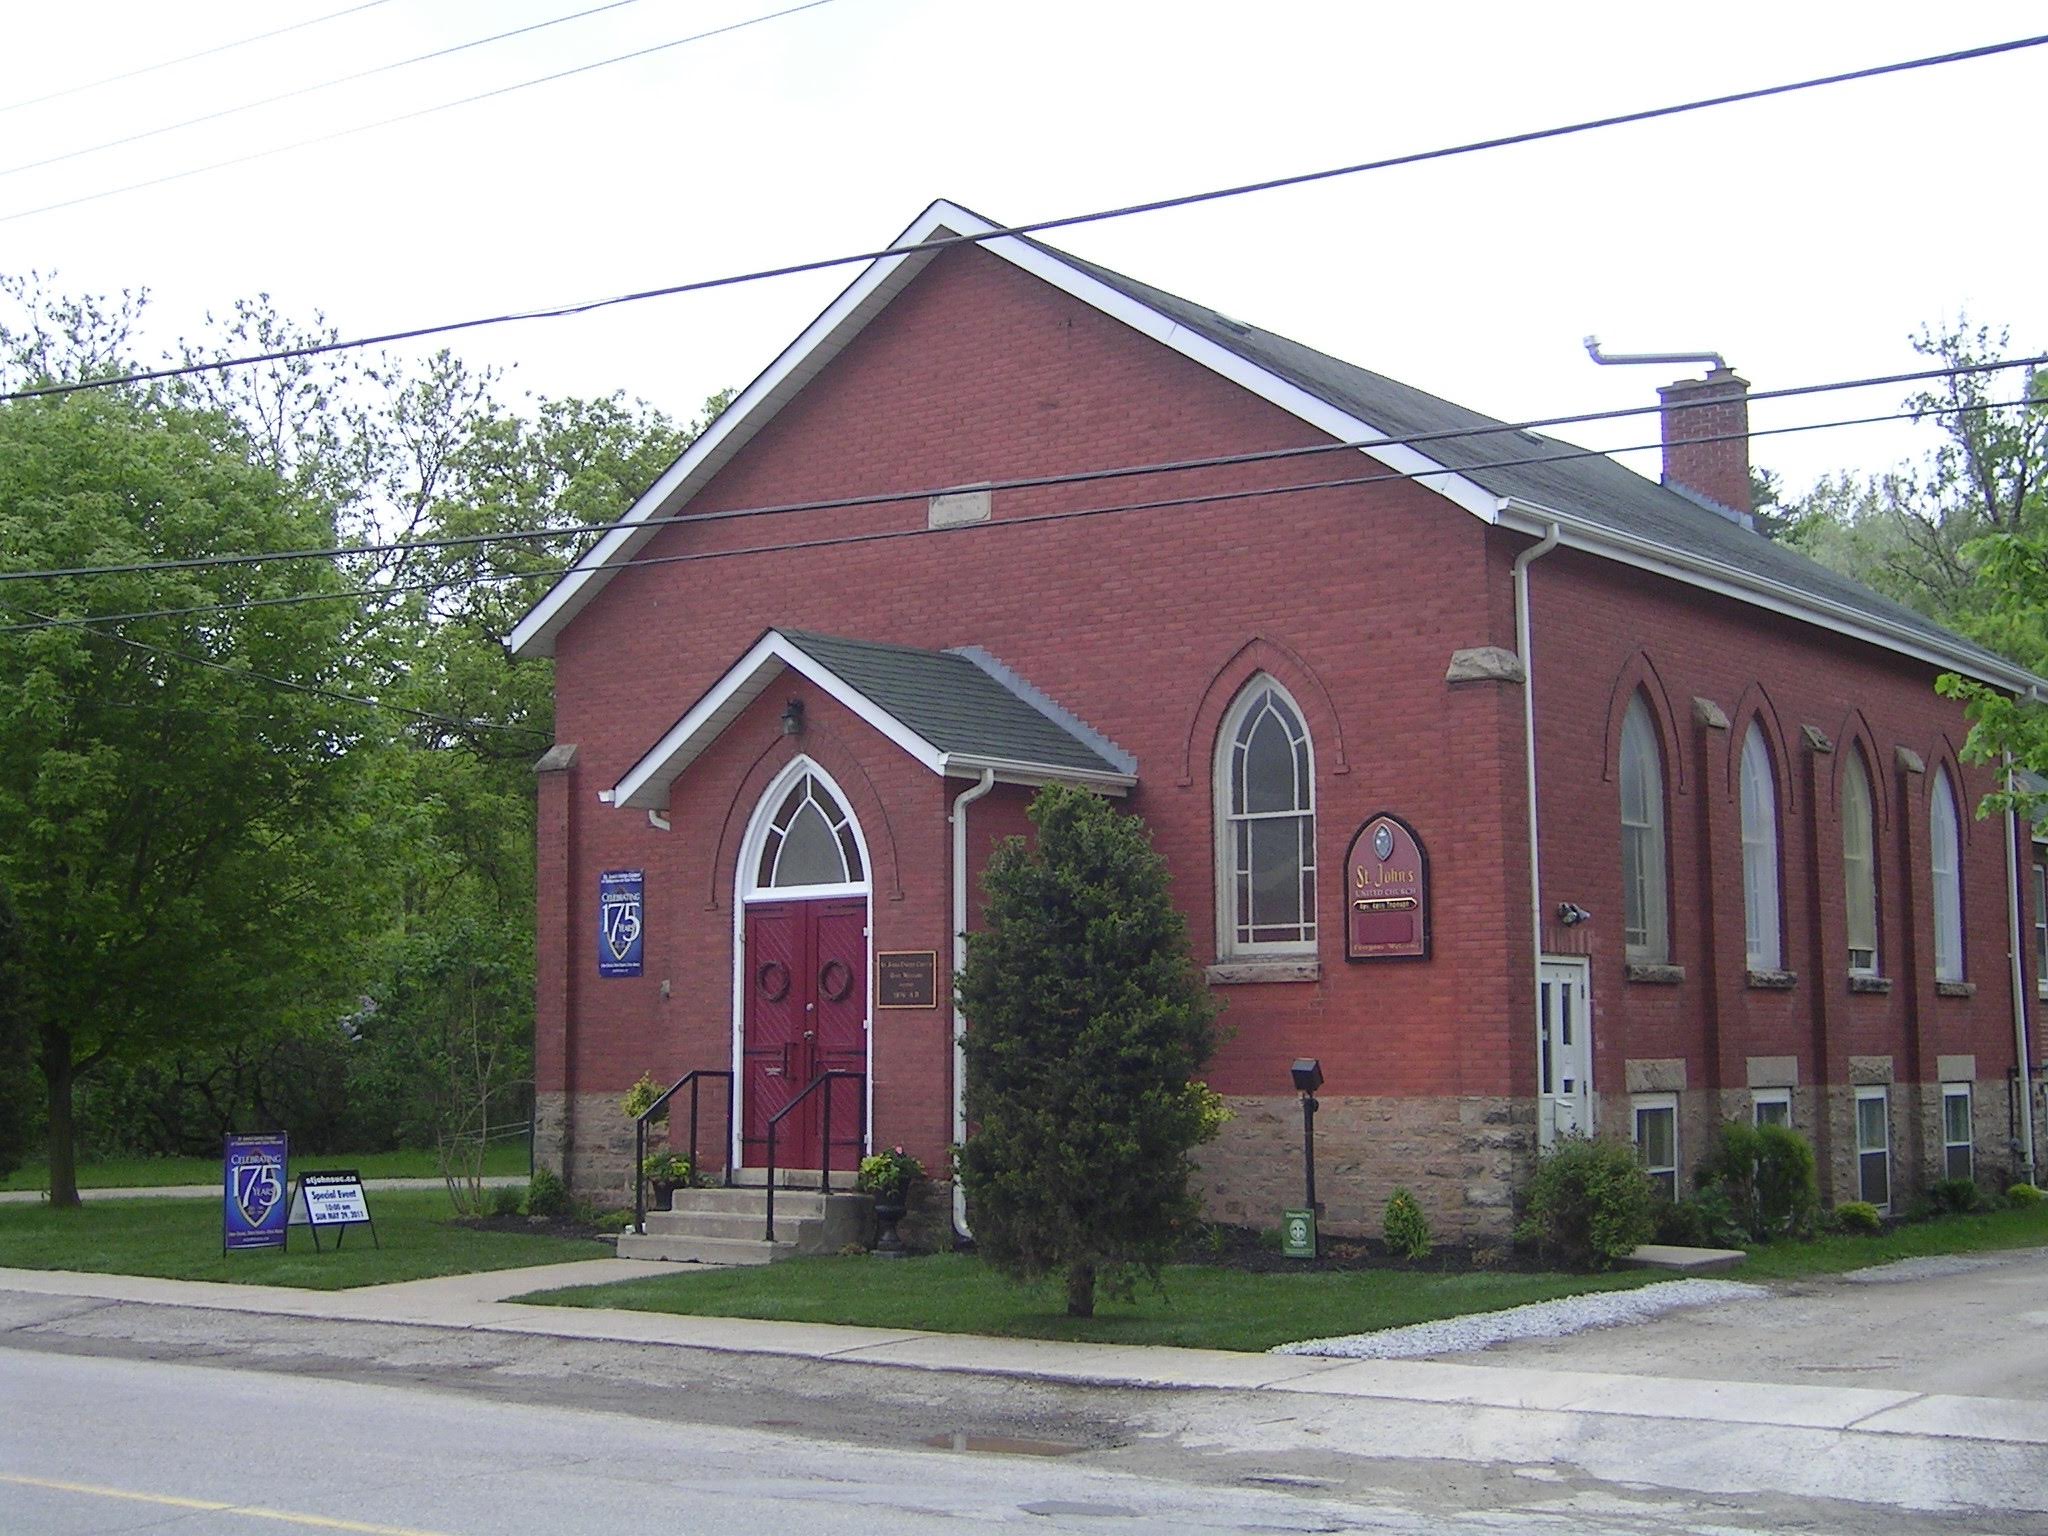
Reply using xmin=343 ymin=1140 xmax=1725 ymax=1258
xmin=1657 ymin=366 xmax=1752 ymax=525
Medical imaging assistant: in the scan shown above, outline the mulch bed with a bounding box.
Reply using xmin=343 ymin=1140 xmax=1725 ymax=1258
xmin=454 ymin=1212 xmax=620 ymax=1243
xmin=1172 ymin=1222 xmax=1525 ymax=1274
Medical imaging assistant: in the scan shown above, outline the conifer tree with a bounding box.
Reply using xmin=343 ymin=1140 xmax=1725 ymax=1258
xmin=956 ymin=784 xmax=1222 ymax=1317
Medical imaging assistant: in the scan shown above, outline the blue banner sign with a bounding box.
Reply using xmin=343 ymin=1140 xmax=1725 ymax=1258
xmin=223 ymin=1133 xmax=289 ymax=1253
xmin=599 ymin=869 xmax=644 ymax=977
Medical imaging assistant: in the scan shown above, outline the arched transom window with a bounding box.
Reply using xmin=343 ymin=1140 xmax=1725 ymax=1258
xmin=1930 ymin=769 xmax=1963 ymax=982
xmin=1842 ymin=751 xmax=1879 ymax=975
xmin=1619 ymin=694 xmax=1669 ymax=963
xmin=1739 ymin=724 xmax=1782 ymax=971
xmin=755 ymin=770 xmax=864 ymax=891
xmin=1217 ymin=678 xmax=1316 ymax=954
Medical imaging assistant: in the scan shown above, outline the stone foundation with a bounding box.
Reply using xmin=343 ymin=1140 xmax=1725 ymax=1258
xmin=536 ymin=1090 xmax=659 ymax=1205
xmin=1195 ymin=1094 xmax=1532 ymax=1245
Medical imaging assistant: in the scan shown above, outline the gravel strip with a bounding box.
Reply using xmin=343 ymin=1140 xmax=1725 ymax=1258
xmin=1842 ymin=1254 xmax=1994 ymax=1284
xmin=1272 ymin=1278 xmax=1767 ymax=1359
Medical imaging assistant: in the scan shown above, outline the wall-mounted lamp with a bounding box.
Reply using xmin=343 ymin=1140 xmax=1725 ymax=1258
xmin=780 ymin=699 xmax=805 ymax=736
xmin=1557 ymin=902 xmax=1592 ymax=927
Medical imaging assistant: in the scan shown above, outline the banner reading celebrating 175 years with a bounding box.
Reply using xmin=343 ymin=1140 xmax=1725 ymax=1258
xmin=598 ymin=868 xmax=644 ymax=977
xmin=223 ymin=1133 xmax=289 ymax=1253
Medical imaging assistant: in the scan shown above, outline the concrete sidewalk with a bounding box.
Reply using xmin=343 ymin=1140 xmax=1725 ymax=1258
xmin=3 ymin=1258 xmax=2044 ymax=1455
xmin=0 ymin=1176 xmax=522 ymax=1205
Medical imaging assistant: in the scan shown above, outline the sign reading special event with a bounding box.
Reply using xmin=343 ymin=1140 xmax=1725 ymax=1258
xmin=287 ymin=1170 xmax=379 ymax=1251
xmin=598 ymin=868 xmax=644 ymax=977
xmin=1344 ymin=814 xmax=1430 ymax=961
xmin=223 ymin=1133 xmax=290 ymax=1253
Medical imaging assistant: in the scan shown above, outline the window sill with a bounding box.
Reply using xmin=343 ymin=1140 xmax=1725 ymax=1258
xmin=1747 ymin=968 xmax=1797 ymax=991
xmin=1935 ymin=979 xmax=1976 ymax=999
xmin=1848 ymin=974 xmax=1893 ymax=995
xmin=1625 ymin=961 xmax=1685 ymax=986
xmin=1206 ymin=959 xmax=1321 ymax=986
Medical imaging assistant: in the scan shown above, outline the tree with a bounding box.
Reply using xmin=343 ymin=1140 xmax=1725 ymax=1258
xmin=0 ymin=880 xmax=33 ymax=1179
xmin=955 ymin=784 xmax=1223 ymax=1317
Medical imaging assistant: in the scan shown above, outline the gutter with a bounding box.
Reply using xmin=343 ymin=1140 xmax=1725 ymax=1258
xmin=1516 ymin=522 xmax=1562 ymax=1141
xmin=949 ymin=768 xmax=996 ymax=1241
xmin=2006 ymin=755 xmax=2039 ymax=1185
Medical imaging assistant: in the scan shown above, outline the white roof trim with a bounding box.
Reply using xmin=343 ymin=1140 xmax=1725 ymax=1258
xmin=1497 ymin=498 xmax=2045 ymax=695
xmin=609 ymin=629 xmax=1138 ymax=810
xmin=508 ymin=199 xmax=1494 ymax=657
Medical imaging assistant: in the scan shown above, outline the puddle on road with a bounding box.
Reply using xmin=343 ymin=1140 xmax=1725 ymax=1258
xmin=921 ymin=1432 xmax=1086 ymax=1457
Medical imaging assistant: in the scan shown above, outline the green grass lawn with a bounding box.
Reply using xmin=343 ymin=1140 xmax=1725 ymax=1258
xmin=0 ymin=1189 xmax=608 ymax=1290
xmin=518 ymin=1254 xmax=1663 ymax=1352
xmin=1 ymin=1140 xmax=531 ymax=1193
xmin=1736 ymin=1200 xmax=2048 ymax=1280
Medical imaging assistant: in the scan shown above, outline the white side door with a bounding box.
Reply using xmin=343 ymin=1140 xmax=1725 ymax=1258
xmin=1538 ymin=956 xmax=1593 ymax=1146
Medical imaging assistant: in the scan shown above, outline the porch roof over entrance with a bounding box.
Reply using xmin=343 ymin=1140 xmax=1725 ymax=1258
xmin=609 ymin=628 xmax=1138 ymax=810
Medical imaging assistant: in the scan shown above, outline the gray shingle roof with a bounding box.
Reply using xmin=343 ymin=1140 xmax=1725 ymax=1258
xmin=1034 ymin=241 xmax=2024 ymax=686
xmin=779 ymin=630 xmax=1132 ymax=777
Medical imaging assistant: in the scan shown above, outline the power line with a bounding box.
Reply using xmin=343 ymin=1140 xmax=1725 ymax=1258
xmin=0 ymin=0 xmax=838 ymax=229
xmin=4 ymin=351 xmax=2039 ymax=588
xmin=0 ymin=0 xmax=654 ymax=182
xmin=2 ymin=394 xmax=2024 ymax=639
xmin=4 ymin=28 xmax=2042 ymax=398
xmin=15 ymin=604 xmax=552 ymax=742
xmin=0 ymin=1 xmax=398 ymax=117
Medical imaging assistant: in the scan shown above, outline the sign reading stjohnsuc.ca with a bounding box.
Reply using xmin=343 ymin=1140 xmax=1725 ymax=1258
xmin=1344 ymin=814 xmax=1429 ymax=961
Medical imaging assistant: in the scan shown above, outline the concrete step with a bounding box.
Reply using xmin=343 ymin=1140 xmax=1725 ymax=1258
xmin=643 ymin=1208 xmax=819 ymax=1243
xmin=1624 ymin=1243 xmax=1748 ymax=1273
xmin=667 ymin=1186 xmax=867 ymax=1220
xmin=615 ymin=1231 xmax=797 ymax=1266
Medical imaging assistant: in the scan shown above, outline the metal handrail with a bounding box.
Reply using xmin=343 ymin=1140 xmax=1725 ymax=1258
xmin=634 ymin=1069 xmax=736 ymax=1232
xmin=763 ymin=1069 xmax=865 ymax=1243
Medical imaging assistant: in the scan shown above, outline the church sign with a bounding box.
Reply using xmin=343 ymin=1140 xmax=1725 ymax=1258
xmin=1345 ymin=814 xmax=1429 ymax=961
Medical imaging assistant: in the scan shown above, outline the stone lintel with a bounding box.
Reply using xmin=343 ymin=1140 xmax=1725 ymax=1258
xmin=1895 ymin=745 xmax=1926 ymax=775
xmin=1692 ymin=696 xmax=1729 ymax=731
xmin=1746 ymin=968 xmax=1797 ymax=991
xmin=1625 ymin=1057 xmax=1688 ymax=1093
xmin=1937 ymin=1054 xmax=1978 ymax=1082
xmin=1849 ymin=1055 xmax=1895 ymax=1085
xmin=1445 ymin=645 xmax=1526 ymax=685
xmin=534 ymin=743 xmax=580 ymax=774
xmin=1205 ymin=960 xmax=1322 ymax=986
xmin=1802 ymin=724 xmax=1834 ymax=754
xmin=1625 ymin=961 xmax=1686 ymax=986
xmin=1746 ymin=1055 xmax=1799 ymax=1088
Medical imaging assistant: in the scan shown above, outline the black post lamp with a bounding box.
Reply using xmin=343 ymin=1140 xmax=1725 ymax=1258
xmin=1292 ymin=1057 xmax=1323 ymax=1217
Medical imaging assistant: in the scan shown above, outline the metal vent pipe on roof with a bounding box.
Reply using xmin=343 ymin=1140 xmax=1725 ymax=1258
xmin=1582 ymin=336 xmax=1727 ymax=372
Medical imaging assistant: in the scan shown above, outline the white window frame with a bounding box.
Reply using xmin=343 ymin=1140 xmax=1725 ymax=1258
xmin=1842 ymin=753 xmax=1879 ymax=976
xmin=1855 ymin=1085 xmax=1891 ymax=1211
xmin=1214 ymin=676 xmax=1316 ymax=958
xmin=1929 ymin=771 xmax=1964 ymax=983
xmin=1619 ymin=695 xmax=1670 ymax=963
xmin=1632 ymin=1093 xmax=1679 ymax=1201
xmin=1942 ymin=1082 xmax=1974 ymax=1183
xmin=738 ymin=758 xmax=871 ymax=903
xmin=1739 ymin=724 xmax=1783 ymax=971
xmin=2035 ymin=860 xmax=2048 ymax=999
xmin=1752 ymin=1086 xmax=1792 ymax=1129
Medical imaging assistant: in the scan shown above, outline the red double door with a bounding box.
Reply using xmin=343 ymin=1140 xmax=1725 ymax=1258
xmin=741 ymin=898 xmax=866 ymax=1171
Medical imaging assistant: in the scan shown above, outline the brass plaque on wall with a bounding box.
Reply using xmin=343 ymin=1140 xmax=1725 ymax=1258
xmin=876 ymin=950 xmax=939 ymax=1009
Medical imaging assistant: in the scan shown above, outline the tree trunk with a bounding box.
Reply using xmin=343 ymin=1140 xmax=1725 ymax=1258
xmin=1064 ymin=1260 xmax=1095 ymax=1318
xmin=39 ymin=1020 xmax=79 ymax=1209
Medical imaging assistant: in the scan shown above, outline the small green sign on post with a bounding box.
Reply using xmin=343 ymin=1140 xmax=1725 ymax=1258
xmin=1281 ymin=1206 xmax=1317 ymax=1259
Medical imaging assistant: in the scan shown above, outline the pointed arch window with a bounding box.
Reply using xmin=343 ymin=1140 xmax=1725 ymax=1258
xmin=1619 ymin=695 xmax=1669 ymax=963
xmin=1842 ymin=752 xmax=1879 ymax=975
xmin=1216 ymin=678 xmax=1316 ymax=954
xmin=1739 ymin=725 xmax=1782 ymax=970
xmin=755 ymin=771 xmax=864 ymax=891
xmin=1930 ymin=769 xmax=1963 ymax=982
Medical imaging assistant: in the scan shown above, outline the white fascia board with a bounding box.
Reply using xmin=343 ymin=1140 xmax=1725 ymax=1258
xmin=612 ymin=630 xmax=944 ymax=810
xmin=941 ymin=754 xmax=1136 ymax=796
xmin=1498 ymin=497 xmax=2044 ymax=695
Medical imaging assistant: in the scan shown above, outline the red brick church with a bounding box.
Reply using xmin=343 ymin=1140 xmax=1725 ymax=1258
xmin=512 ymin=199 xmax=2044 ymax=1243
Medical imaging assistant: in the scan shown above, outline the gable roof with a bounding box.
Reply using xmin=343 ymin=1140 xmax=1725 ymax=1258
xmin=510 ymin=200 xmax=2039 ymax=696
xmin=610 ymin=628 xmax=1136 ymax=810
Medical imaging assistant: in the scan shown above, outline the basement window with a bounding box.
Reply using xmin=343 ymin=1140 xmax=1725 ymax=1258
xmin=1632 ymin=1094 xmax=1678 ymax=1202
xmin=1855 ymin=1086 xmax=1891 ymax=1212
xmin=1942 ymin=1084 xmax=1973 ymax=1183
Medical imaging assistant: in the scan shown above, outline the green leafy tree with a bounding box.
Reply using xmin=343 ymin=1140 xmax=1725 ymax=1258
xmin=955 ymin=784 xmax=1222 ymax=1318
xmin=0 ymin=880 xmax=34 ymax=1178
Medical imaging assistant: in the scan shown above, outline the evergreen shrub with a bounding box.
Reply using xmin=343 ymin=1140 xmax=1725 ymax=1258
xmin=1382 ymin=1188 xmax=1431 ymax=1259
xmin=1515 ymin=1137 xmax=1655 ymax=1271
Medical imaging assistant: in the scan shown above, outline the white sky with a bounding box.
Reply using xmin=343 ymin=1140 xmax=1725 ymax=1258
xmin=3 ymin=1 xmax=2043 ymax=494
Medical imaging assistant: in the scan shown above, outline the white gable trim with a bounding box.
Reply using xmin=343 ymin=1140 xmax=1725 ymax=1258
xmin=508 ymin=199 xmax=1493 ymax=657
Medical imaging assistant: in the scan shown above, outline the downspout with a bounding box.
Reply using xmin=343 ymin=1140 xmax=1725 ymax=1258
xmin=2005 ymin=752 xmax=2038 ymax=1184
xmin=1516 ymin=523 xmax=1562 ymax=1139
xmin=950 ymin=768 xmax=996 ymax=1240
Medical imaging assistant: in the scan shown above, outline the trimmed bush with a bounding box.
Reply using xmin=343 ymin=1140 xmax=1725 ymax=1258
xmin=526 ymin=1165 xmax=570 ymax=1219
xmin=1654 ymin=1188 xmax=1745 ymax=1248
xmin=1515 ymin=1137 xmax=1655 ymax=1271
xmin=1382 ymin=1188 xmax=1431 ymax=1259
xmin=490 ymin=1182 xmax=523 ymax=1217
xmin=2007 ymin=1182 xmax=2044 ymax=1208
xmin=1928 ymin=1177 xmax=1981 ymax=1216
xmin=1832 ymin=1200 xmax=1883 ymax=1234
xmin=1693 ymin=1119 xmax=1818 ymax=1240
